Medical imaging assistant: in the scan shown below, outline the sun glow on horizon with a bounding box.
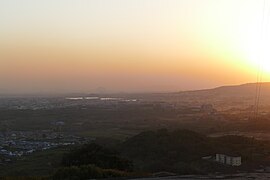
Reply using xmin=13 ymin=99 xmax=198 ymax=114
xmin=1 ymin=0 xmax=270 ymax=93
xmin=235 ymin=0 xmax=270 ymax=77
xmin=244 ymin=25 xmax=270 ymax=76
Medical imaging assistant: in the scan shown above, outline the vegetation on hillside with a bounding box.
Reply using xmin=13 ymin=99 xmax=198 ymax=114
xmin=61 ymin=143 xmax=133 ymax=171
xmin=2 ymin=129 xmax=270 ymax=179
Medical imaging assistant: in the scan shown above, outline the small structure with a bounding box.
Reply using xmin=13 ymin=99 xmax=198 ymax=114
xmin=202 ymin=156 xmax=212 ymax=160
xmin=215 ymin=154 xmax=241 ymax=166
xmin=201 ymin=104 xmax=217 ymax=114
xmin=51 ymin=121 xmax=65 ymax=132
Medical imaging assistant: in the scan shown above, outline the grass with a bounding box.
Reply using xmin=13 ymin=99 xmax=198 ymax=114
xmin=0 ymin=147 xmax=70 ymax=177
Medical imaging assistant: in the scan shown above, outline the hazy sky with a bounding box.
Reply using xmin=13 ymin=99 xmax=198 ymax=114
xmin=1 ymin=0 xmax=270 ymax=93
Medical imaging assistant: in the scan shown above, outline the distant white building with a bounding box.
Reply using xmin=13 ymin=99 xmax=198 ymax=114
xmin=201 ymin=104 xmax=217 ymax=114
xmin=215 ymin=154 xmax=241 ymax=166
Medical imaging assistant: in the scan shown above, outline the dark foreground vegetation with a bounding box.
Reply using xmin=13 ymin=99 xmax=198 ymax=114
xmin=2 ymin=129 xmax=270 ymax=179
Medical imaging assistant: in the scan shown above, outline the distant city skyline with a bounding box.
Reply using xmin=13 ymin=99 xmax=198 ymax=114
xmin=1 ymin=0 xmax=270 ymax=94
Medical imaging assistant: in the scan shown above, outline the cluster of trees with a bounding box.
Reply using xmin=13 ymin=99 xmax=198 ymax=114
xmin=120 ymin=129 xmax=213 ymax=173
xmin=61 ymin=143 xmax=133 ymax=171
xmin=1 ymin=177 xmax=47 ymax=180
xmin=53 ymin=143 xmax=133 ymax=179
xmin=53 ymin=129 xmax=269 ymax=179
xmin=120 ymin=129 xmax=268 ymax=173
xmin=53 ymin=165 xmax=129 ymax=180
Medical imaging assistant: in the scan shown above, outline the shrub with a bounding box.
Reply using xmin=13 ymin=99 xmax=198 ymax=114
xmin=53 ymin=164 xmax=130 ymax=180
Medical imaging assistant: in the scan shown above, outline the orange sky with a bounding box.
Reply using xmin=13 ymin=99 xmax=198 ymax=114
xmin=1 ymin=0 xmax=270 ymax=93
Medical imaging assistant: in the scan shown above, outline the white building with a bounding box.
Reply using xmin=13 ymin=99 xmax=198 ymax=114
xmin=215 ymin=154 xmax=241 ymax=166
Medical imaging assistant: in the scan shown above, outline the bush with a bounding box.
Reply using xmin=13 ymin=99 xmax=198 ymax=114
xmin=53 ymin=164 xmax=129 ymax=180
xmin=62 ymin=143 xmax=133 ymax=171
xmin=0 ymin=177 xmax=47 ymax=180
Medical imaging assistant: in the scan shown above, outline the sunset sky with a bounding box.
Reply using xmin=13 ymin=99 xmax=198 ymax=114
xmin=1 ymin=0 xmax=270 ymax=93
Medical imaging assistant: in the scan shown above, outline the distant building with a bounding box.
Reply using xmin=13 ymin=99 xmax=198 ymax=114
xmin=215 ymin=154 xmax=241 ymax=166
xmin=51 ymin=121 xmax=65 ymax=132
xmin=55 ymin=121 xmax=65 ymax=126
xmin=201 ymin=104 xmax=217 ymax=114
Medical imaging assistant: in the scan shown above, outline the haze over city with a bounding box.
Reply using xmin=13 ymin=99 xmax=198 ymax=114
xmin=1 ymin=0 xmax=270 ymax=94
xmin=3 ymin=1 xmax=270 ymax=179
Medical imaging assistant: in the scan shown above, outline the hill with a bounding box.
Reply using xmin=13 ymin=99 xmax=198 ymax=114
xmin=119 ymin=129 xmax=267 ymax=174
xmin=141 ymin=83 xmax=270 ymax=110
xmin=181 ymin=82 xmax=270 ymax=97
xmin=2 ymin=129 xmax=270 ymax=178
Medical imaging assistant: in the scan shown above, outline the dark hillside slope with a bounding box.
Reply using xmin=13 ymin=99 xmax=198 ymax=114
xmin=120 ymin=129 xmax=267 ymax=173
